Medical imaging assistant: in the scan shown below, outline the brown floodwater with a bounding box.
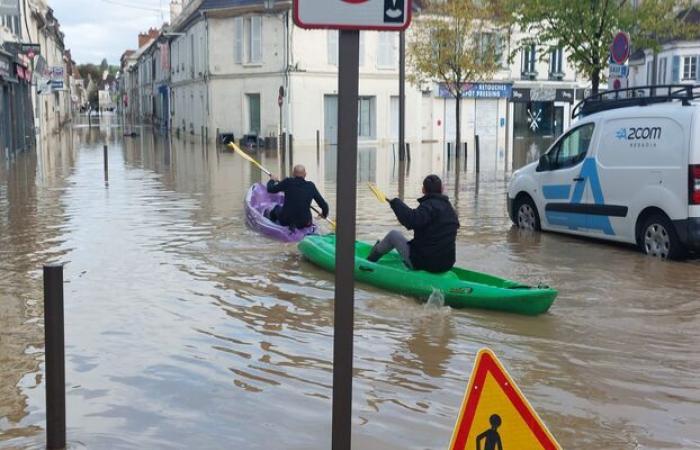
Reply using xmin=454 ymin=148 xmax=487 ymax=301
xmin=1 ymin=121 xmax=699 ymax=449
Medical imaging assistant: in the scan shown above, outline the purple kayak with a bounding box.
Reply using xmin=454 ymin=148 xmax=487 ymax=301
xmin=245 ymin=183 xmax=318 ymax=242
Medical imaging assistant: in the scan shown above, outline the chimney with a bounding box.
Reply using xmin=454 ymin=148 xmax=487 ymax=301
xmin=138 ymin=28 xmax=161 ymax=48
xmin=170 ymin=0 xmax=183 ymax=23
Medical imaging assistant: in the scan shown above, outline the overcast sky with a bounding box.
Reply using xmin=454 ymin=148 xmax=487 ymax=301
xmin=51 ymin=0 xmax=169 ymax=64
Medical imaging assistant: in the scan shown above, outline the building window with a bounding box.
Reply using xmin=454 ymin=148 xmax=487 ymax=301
xmin=549 ymin=47 xmax=563 ymax=79
xmin=521 ymin=44 xmax=537 ymax=79
xmin=682 ymin=56 xmax=697 ymax=81
xmin=247 ymin=93 xmax=261 ymax=135
xmin=234 ymin=16 xmax=262 ymax=64
xmin=477 ymin=32 xmax=504 ymax=66
xmin=377 ymin=33 xmax=397 ymax=69
xmin=358 ymin=96 xmax=375 ymax=139
xmin=328 ymin=30 xmax=338 ymax=66
xmin=658 ymin=57 xmax=667 ymax=84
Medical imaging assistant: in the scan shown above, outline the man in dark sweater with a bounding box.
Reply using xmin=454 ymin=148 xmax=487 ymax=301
xmin=266 ymin=165 xmax=329 ymax=229
xmin=368 ymin=175 xmax=460 ymax=273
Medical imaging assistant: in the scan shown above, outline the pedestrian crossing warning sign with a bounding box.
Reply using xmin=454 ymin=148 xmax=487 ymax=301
xmin=449 ymin=349 xmax=561 ymax=450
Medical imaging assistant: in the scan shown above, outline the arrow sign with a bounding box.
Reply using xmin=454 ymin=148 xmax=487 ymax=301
xmin=294 ymin=0 xmax=412 ymax=30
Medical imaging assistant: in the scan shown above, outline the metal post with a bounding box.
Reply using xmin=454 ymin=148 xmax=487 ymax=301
xmin=280 ymin=132 xmax=287 ymax=177
xmin=316 ymin=129 xmax=321 ymax=162
xmin=103 ymin=145 xmax=108 ymax=182
xmin=399 ymin=31 xmax=406 ymax=162
xmin=464 ymin=142 xmax=468 ymax=171
xmin=475 ymin=135 xmax=481 ymax=173
xmin=44 ymin=264 xmax=66 ymax=450
xmin=406 ymin=142 xmax=411 ymax=162
xmin=288 ymin=134 xmax=294 ymax=174
xmin=333 ymin=29 xmax=360 ymax=450
xmin=447 ymin=142 xmax=451 ymax=170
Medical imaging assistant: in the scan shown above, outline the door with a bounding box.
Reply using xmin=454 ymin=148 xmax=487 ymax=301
xmin=390 ymin=95 xmax=399 ymax=141
xmin=324 ymin=95 xmax=338 ymax=145
xmin=537 ymin=122 xmax=596 ymax=233
xmin=247 ymin=93 xmax=260 ymax=135
xmin=475 ymin=99 xmax=499 ymax=171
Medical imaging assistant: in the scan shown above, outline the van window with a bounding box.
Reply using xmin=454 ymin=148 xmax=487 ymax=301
xmin=547 ymin=123 xmax=595 ymax=170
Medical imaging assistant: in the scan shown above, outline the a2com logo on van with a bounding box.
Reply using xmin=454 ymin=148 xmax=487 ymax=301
xmin=542 ymin=158 xmax=618 ymax=236
xmin=615 ymin=127 xmax=662 ymax=140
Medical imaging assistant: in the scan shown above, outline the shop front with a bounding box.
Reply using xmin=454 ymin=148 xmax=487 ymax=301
xmin=510 ymin=86 xmax=575 ymax=170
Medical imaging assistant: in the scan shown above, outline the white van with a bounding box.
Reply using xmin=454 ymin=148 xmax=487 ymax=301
xmin=507 ymin=86 xmax=700 ymax=259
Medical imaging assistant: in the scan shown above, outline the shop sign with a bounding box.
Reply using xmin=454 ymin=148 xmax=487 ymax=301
xmin=555 ymin=89 xmax=574 ymax=103
xmin=511 ymin=88 xmax=531 ymax=103
xmin=437 ymin=82 xmax=512 ymax=99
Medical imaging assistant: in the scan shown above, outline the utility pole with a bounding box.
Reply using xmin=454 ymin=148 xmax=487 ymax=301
xmin=399 ymin=30 xmax=406 ymax=162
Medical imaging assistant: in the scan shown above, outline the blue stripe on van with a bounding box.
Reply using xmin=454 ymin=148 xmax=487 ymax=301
xmin=542 ymin=185 xmax=571 ymax=200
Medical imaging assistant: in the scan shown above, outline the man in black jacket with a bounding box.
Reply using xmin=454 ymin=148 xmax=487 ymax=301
xmin=367 ymin=175 xmax=460 ymax=273
xmin=266 ymin=165 xmax=329 ymax=229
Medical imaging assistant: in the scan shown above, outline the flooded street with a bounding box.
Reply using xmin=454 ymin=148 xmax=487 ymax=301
xmin=2 ymin=121 xmax=700 ymax=449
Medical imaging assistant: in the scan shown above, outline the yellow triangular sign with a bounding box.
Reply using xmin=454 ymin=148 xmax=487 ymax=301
xmin=449 ymin=348 xmax=561 ymax=450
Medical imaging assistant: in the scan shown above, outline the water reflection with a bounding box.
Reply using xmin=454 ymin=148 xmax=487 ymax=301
xmin=1 ymin=123 xmax=699 ymax=449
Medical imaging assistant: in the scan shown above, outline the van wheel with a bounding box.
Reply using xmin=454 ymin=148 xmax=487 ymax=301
xmin=640 ymin=214 xmax=685 ymax=260
xmin=515 ymin=196 xmax=541 ymax=231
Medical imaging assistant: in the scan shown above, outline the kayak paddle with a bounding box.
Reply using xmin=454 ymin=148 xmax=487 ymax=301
xmin=228 ymin=142 xmax=336 ymax=230
xmin=228 ymin=142 xmax=272 ymax=176
xmin=368 ymin=182 xmax=389 ymax=203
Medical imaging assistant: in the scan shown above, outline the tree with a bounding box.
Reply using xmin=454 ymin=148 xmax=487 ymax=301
xmin=506 ymin=0 xmax=699 ymax=95
xmin=408 ymin=0 xmax=506 ymax=157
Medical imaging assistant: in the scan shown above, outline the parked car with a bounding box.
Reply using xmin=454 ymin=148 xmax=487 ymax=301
xmin=507 ymin=85 xmax=700 ymax=259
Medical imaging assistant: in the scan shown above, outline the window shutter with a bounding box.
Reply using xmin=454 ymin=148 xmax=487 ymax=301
xmin=251 ymin=16 xmax=262 ymax=63
xmin=234 ymin=17 xmax=243 ymax=63
xmin=671 ymin=55 xmax=680 ymax=82
xmin=696 ymin=55 xmax=700 ymax=81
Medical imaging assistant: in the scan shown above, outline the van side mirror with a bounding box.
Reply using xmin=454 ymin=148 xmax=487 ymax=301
xmin=536 ymin=154 xmax=550 ymax=172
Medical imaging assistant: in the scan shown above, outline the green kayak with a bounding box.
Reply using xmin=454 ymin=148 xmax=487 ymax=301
xmin=298 ymin=235 xmax=558 ymax=315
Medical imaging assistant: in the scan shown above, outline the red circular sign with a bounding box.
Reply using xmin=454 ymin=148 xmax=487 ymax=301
xmin=278 ymin=95 xmax=283 ymax=107
xmin=610 ymin=32 xmax=630 ymax=65
xmin=613 ymin=79 xmax=622 ymax=90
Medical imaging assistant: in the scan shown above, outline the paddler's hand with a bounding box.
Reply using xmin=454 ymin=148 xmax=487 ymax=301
xmin=270 ymin=174 xmax=279 ymax=182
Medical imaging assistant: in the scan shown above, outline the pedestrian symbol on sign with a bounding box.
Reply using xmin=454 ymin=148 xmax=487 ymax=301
xmin=477 ymin=414 xmax=503 ymax=450
xmin=384 ymin=0 xmax=404 ymax=22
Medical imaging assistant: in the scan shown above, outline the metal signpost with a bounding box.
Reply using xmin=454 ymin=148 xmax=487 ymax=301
xmin=294 ymin=1 xmax=411 ymax=449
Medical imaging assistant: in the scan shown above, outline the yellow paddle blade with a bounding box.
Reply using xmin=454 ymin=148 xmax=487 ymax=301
xmin=311 ymin=205 xmax=337 ymax=230
xmin=368 ymin=182 xmax=388 ymax=203
xmin=228 ymin=142 xmax=271 ymax=175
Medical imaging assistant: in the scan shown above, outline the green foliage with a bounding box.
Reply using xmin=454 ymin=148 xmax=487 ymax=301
xmin=505 ymin=0 xmax=700 ymax=94
xmin=408 ymin=0 xmax=508 ymax=99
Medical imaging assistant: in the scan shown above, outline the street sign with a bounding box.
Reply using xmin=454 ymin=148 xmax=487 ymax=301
xmin=610 ymin=32 xmax=630 ymax=65
xmin=294 ymin=0 xmax=412 ymax=30
xmin=449 ymin=349 xmax=561 ymax=450
xmin=609 ymin=63 xmax=629 ymax=78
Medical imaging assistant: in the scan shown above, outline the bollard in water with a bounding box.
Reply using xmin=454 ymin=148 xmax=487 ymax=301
xmin=475 ymin=135 xmax=481 ymax=173
xmin=316 ymin=130 xmax=320 ymax=162
xmin=288 ymin=134 xmax=294 ymax=174
xmin=464 ymin=143 xmax=468 ymax=170
xmin=103 ymin=145 xmax=108 ymax=182
xmin=44 ymin=264 xmax=66 ymax=450
xmin=406 ymin=143 xmax=411 ymax=162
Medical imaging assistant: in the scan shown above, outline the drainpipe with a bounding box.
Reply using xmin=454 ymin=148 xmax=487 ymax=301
xmin=285 ymin=9 xmax=291 ymax=138
xmin=201 ymin=11 xmax=210 ymax=141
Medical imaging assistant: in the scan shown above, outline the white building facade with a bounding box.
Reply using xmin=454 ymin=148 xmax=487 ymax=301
xmin=168 ymin=0 xmax=424 ymax=148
